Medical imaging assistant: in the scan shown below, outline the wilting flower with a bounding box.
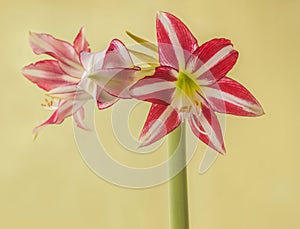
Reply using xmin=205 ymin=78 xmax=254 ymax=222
xmin=130 ymin=12 xmax=264 ymax=154
xmin=22 ymin=28 xmax=139 ymax=137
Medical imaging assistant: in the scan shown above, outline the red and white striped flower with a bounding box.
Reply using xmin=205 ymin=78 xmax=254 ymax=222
xmin=22 ymin=28 xmax=138 ymax=136
xmin=130 ymin=12 xmax=264 ymax=154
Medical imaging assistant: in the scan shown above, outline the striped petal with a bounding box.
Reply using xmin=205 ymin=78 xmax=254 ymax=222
xmin=202 ymin=77 xmax=264 ymax=116
xmin=188 ymin=102 xmax=226 ymax=155
xmin=156 ymin=11 xmax=198 ymax=69
xmin=186 ymin=38 xmax=238 ymax=85
xmin=29 ymin=32 xmax=83 ymax=77
xmin=139 ymin=104 xmax=181 ymax=147
xmin=48 ymin=84 xmax=78 ymax=95
xmin=96 ymin=89 xmax=119 ymax=110
xmin=103 ymin=39 xmax=135 ymax=69
xmin=33 ymin=99 xmax=86 ymax=137
xmin=130 ymin=66 xmax=177 ymax=105
xmin=73 ymin=27 xmax=91 ymax=54
xmin=22 ymin=60 xmax=78 ymax=91
xmin=73 ymin=107 xmax=89 ymax=130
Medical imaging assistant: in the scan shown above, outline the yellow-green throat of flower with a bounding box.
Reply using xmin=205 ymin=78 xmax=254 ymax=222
xmin=175 ymin=71 xmax=202 ymax=113
xmin=176 ymin=71 xmax=200 ymax=96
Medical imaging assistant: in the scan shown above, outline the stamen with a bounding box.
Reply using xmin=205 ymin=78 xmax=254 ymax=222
xmin=41 ymin=96 xmax=58 ymax=110
xmin=41 ymin=98 xmax=53 ymax=108
xmin=179 ymin=105 xmax=192 ymax=113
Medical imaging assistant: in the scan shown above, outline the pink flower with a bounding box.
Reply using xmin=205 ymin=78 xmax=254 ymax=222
xmin=130 ymin=12 xmax=264 ymax=154
xmin=22 ymin=28 xmax=138 ymax=137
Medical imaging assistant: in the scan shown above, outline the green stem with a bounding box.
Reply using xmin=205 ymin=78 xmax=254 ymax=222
xmin=168 ymin=122 xmax=189 ymax=229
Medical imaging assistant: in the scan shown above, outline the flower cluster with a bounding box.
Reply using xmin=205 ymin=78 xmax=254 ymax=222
xmin=22 ymin=12 xmax=263 ymax=154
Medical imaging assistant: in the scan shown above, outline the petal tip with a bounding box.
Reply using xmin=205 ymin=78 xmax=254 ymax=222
xmin=156 ymin=11 xmax=163 ymax=16
xmin=137 ymin=135 xmax=151 ymax=148
xmin=219 ymin=148 xmax=226 ymax=156
xmin=258 ymin=105 xmax=265 ymax=116
xmin=28 ymin=31 xmax=38 ymax=39
xmin=156 ymin=11 xmax=166 ymax=20
xmin=136 ymin=142 xmax=143 ymax=149
xmin=32 ymin=126 xmax=41 ymax=141
xmin=21 ymin=65 xmax=27 ymax=74
xmin=80 ymin=26 xmax=86 ymax=32
xmin=156 ymin=11 xmax=168 ymax=17
xmin=252 ymin=104 xmax=265 ymax=117
xmin=33 ymin=133 xmax=38 ymax=141
xmin=110 ymin=38 xmax=124 ymax=46
xmin=137 ymin=141 xmax=146 ymax=148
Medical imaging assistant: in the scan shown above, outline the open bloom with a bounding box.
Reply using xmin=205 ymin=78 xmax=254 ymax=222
xmin=130 ymin=12 xmax=264 ymax=154
xmin=22 ymin=28 xmax=138 ymax=136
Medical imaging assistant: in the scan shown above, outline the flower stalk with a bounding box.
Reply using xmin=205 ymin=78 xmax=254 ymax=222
xmin=168 ymin=122 xmax=189 ymax=229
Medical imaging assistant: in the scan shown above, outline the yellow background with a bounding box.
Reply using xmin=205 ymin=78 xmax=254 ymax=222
xmin=1 ymin=0 xmax=299 ymax=228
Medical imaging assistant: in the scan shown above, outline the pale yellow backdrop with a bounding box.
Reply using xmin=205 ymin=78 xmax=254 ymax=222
xmin=1 ymin=0 xmax=299 ymax=228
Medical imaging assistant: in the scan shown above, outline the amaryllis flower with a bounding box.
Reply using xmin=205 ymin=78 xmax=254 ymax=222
xmin=22 ymin=28 xmax=139 ymax=136
xmin=130 ymin=12 xmax=264 ymax=154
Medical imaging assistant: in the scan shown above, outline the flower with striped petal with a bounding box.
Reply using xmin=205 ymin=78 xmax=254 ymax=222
xmin=130 ymin=12 xmax=264 ymax=154
xmin=22 ymin=28 xmax=139 ymax=137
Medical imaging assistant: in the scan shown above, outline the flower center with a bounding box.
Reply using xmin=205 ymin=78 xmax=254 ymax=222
xmin=176 ymin=71 xmax=200 ymax=98
xmin=174 ymin=71 xmax=202 ymax=115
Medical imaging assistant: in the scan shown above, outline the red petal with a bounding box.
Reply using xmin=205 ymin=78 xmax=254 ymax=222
xmin=73 ymin=27 xmax=91 ymax=54
xmin=188 ymin=102 xmax=226 ymax=155
xmin=22 ymin=60 xmax=78 ymax=91
xmin=187 ymin=38 xmax=238 ymax=85
xmin=156 ymin=12 xmax=198 ymax=69
xmin=103 ymin=39 xmax=135 ymax=68
xmin=202 ymin=77 xmax=264 ymax=116
xmin=130 ymin=66 xmax=177 ymax=105
xmin=139 ymin=104 xmax=181 ymax=147
xmin=33 ymin=99 xmax=85 ymax=136
xmin=96 ymin=88 xmax=119 ymax=110
xmin=29 ymin=32 xmax=83 ymax=77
